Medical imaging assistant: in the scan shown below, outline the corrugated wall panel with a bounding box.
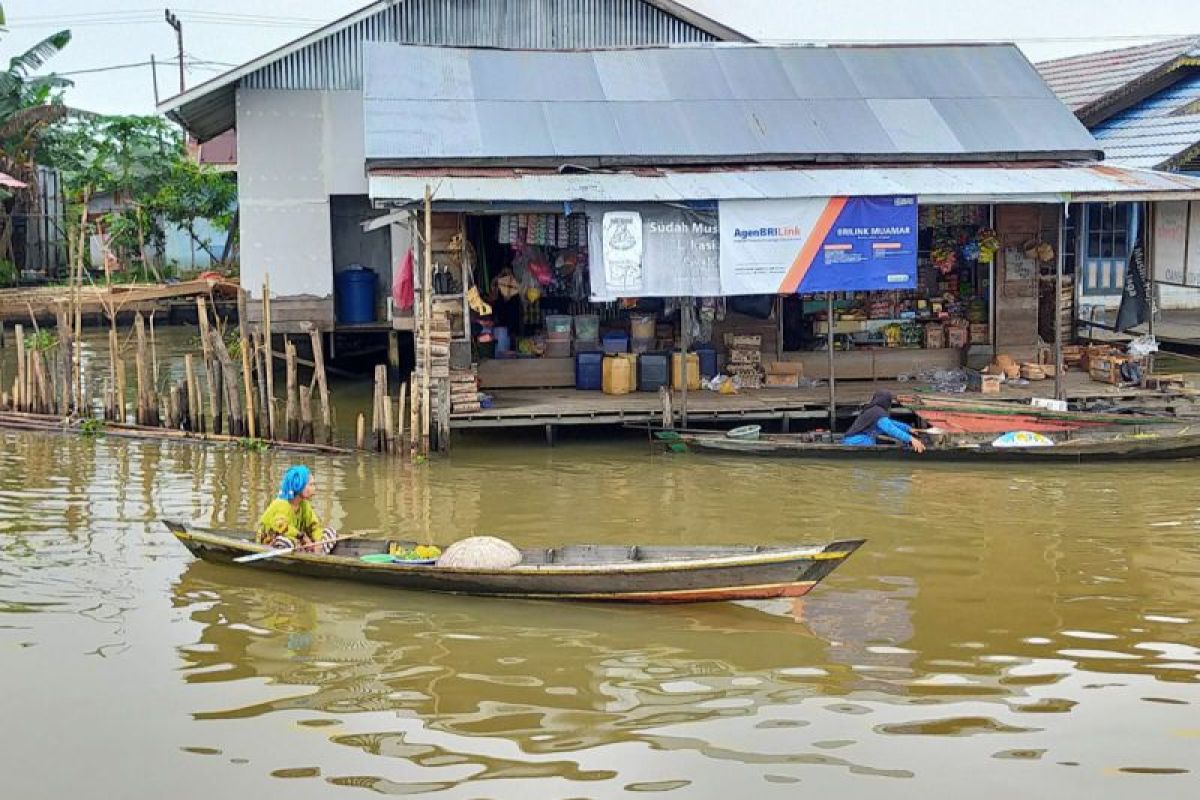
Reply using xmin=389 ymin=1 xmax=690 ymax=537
xmin=241 ymin=0 xmax=717 ymax=90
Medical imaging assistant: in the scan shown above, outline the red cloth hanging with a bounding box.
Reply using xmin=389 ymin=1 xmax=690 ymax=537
xmin=394 ymin=249 xmax=414 ymax=311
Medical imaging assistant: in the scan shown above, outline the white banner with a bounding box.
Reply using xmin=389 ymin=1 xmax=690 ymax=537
xmin=1153 ymin=201 xmax=1200 ymax=287
xmin=589 ymin=205 xmax=720 ymax=299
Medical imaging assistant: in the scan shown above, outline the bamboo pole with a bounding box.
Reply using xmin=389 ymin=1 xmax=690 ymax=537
xmin=252 ymin=328 xmax=268 ymax=437
xmin=299 ymin=385 xmax=314 ymax=444
xmin=211 ymin=329 xmax=244 ymax=437
xmin=383 ymin=395 xmax=394 ymax=455
xmin=196 ymin=297 xmax=218 ymax=434
xmin=184 ymin=354 xmax=199 ymax=433
xmin=355 ymin=413 xmax=365 ymax=450
xmin=262 ymin=277 xmax=276 ymax=440
xmin=307 ymin=327 xmax=332 ymax=444
xmin=14 ymin=324 xmax=25 ymax=412
xmin=397 ymin=381 xmax=408 ymax=457
xmin=56 ymin=307 xmax=71 ymax=416
xmin=115 ymin=357 xmax=127 ymax=425
xmin=106 ymin=327 xmax=120 ymax=420
xmin=284 ymin=338 xmax=299 ymax=442
xmin=237 ymin=289 xmax=256 ymax=439
xmin=134 ymin=313 xmax=151 ymax=426
xmin=422 ymin=187 xmax=433 ymax=456
xmin=371 ymin=364 xmax=384 ymax=452
xmin=149 ymin=311 xmax=160 ymax=389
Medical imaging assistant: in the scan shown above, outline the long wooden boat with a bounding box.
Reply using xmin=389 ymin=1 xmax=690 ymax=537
xmin=667 ymin=429 xmax=1200 ymax=462
xmin=164 ymin=521 xmax=863 ymax=604
xmin=901 ymin=395 xmax=1182 ymax=434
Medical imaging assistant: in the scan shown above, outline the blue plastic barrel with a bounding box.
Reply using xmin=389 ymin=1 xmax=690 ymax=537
xmin=335 ymin=267 xmax=377 ymax=324
xmin=575 ymin=351 xmax=604 ymax=391
xmin=692 ymin=346 xmax=718 ymax=378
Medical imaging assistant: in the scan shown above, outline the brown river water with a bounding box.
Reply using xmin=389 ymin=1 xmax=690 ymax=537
xmin=2 ymin=330 xmax=1200 ymax=798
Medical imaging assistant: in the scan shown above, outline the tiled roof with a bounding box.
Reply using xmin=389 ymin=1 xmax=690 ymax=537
xmin=1036 ymin=36 xmax=1200 ymax=114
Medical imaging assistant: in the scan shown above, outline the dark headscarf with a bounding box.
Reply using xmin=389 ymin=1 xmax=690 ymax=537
xmin=844 ymin=391 xmax=894 ymax=438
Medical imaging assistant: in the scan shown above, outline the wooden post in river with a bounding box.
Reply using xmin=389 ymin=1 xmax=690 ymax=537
xmin=237 ymin=289 xmax=256 ymax=439
xmin=211 ymin=329 xmax=244 ymax=436
xmin=134 ymin=313 xmax=158 ymax=426
xmin=284 ymin=338 xmax=299 ymax=442
xmin=252 ymin=328 xmax=269 ymax=437
xmin=14 ymin=324 xmax=25 ymax=412
xmin=308 ymin=326 xmax=332 ymax=444
xmin=196 ymin=297 xmax=218 ymax=434
xmin=184 ymin=354 xmax=199 ymax=432
xmin=261 ymin=278 xmax=277 ymax=441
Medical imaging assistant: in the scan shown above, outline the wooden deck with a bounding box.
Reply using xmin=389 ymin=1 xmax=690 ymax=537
xmin=452 ymin=372 xmax=1199 ymax=431
xmin=0 ymin=279 xmax=240 ymax=324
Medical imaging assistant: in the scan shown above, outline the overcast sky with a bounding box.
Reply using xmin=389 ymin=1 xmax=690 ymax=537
xmin=3 ymin=0 xmax=1199 ymax=116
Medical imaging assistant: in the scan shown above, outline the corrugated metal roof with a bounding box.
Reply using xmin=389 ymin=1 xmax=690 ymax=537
xmin=1087 ymin=71 xmax=1200 ymax=169
xmin=1037 ymin=36 xmax=1200 ymax=119
xmin=363 ymin=43 xmax=1099 ymax=166
xmin=368 ymin=164 xmax=1200 ymax=205
xmin=160 ymin=0 xmax=743 ymax=142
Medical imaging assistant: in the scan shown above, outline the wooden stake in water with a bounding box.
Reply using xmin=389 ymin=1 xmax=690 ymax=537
xmin=356 ymin=412 xmax=365 ymax=450
xmin=237 ymin=289 xmax=256 ymax=439
xmin=262 ymin=278 xmax=277 ymax=440
xmin=308 ymin=326 xmax=332 ymax=444
xmin=115 ymin=358 xmax=127 ymax=425
xmin=196 ymin=297 xmax=218 ymax=434
xmin=252 ymin=328 xmax=268 ymax=436
xmin=398 ymin=382 xmax=408 ymax=457
xmin=184 ymin=354 xmax=199 ymax=433
xmin=211 ymin=329 xmax=244 ymax=437
xmin=14 ymin=324 xmax=26 ymax=412
xmin=106 ymin=327 xmax=120 ymax=420
xmin=285 ymin=338 xmax=299 ymax=442
xmin=134 ymin=313 xmax=151 ymax=426
xmin=299 ymin=385 xmax=314 ymax=444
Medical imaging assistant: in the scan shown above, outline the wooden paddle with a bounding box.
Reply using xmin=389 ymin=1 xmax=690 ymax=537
xmin=235 ymin=531 xmax=366 ymax=563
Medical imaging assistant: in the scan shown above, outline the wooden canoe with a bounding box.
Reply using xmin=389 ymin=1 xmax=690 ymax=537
xmin=670 ymin=429 xmax=1200 ymax=462
xmin=164 ymin=521 xmax=863 ymax=604
xmin=901 ymin=395 xmax=1182 ymax=434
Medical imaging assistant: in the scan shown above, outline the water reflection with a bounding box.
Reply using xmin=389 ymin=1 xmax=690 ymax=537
xmin=3 ymin=428 xmax=1200 ymax=796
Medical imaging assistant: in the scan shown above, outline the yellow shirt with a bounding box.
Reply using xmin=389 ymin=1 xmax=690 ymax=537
xmin=257 ymin=498 xmax=322 ymax=545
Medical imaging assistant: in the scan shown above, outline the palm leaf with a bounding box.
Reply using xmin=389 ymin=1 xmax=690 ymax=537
xmin=7 ymin=30 xmax=71 ymax=77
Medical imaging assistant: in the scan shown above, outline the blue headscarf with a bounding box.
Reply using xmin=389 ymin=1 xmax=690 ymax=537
xmin=278 ymin=465 xmax=311 ymax=501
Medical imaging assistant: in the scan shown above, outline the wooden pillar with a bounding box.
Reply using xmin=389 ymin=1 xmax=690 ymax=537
xmin=252 ymin=328 xmax=269 ymax=437
xmin=262 ymin=278 xmax=277 ymax=440
xmin=14 ymin=324 xmax=25 ymax=412
xmin=1054 ymin=204 xmax=1065 ymax=402
xmin=196 ymin=297 xmax=218 ymax=434
xmin=285 ymin=337 xmax=299 ymax=442
xmin=308 ymin=327 xmax=332 ymax=444
xmin=237 ymin=289 xmax=256 ymax=439
xmin=299 ymin=385 xmax=315 ymax=444
xmin=827 ymin=293 xmax=836 ymax=441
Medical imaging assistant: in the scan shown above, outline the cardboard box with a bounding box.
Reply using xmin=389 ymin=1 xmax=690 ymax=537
xmin=968 ymin=371 xmax=1002 ymax=394
xmin=765 ymin=372 xmax=800 ymax=388
xmin=947 ymin=325 xmax=969 ymax=349
xmin=969 ymin=323 xmax=990 ymax=344
xmin=767 ymin=361 xmax=803 ymax=377
xmin=924 ymin=323 xmax=945 ymax=349
xmin=1089 ymin=354 xmax=1133 ymax=385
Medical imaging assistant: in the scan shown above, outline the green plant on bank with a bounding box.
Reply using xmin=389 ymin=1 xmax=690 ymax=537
xmin=78 ymin=417 xmax=104 ymax=438
xmin=0 ymin=257 xmax=15 ymax=285
xmin=187 ymin=326 xmax=241 ymax=357
xmin=237 ymin=437 xmax=269 ymax=453
xmin=23 ymin=328 xmax=56 ymax=351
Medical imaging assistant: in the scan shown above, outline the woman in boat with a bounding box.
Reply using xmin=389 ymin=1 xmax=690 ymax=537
xmin=257 ymin=465 xmax=337 ymax=553
xmin=843 ymin=391 xmax=926 ymax=453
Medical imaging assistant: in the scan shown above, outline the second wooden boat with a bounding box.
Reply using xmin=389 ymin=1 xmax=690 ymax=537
xmin=663 ymin=428 xmax=1200 ymax=462
xmin=164 ymin=522 xmax=863 ymax=604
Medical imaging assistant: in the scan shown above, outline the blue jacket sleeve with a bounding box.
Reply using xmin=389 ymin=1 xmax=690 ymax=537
xmin=876 ymin=417 xmax=913 ymax=444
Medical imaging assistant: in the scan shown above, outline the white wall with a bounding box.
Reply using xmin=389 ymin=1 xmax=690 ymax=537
xmin=235 ymin=89 xmax=368 ymax=301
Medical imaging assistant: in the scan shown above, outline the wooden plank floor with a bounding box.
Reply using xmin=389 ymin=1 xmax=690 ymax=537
xmin=452 ymin=373 xmax=1196 ymax=429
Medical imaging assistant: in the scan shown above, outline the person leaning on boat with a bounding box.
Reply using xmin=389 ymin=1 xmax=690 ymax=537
xmin=842 ymin=391 xmax=928 ymax=453
xmin=257 ymin=465 xmax=336 ymax=553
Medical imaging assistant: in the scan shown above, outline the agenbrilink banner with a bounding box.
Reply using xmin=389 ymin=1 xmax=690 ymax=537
xmin=719 ymin=196 xmax=918 ymax=295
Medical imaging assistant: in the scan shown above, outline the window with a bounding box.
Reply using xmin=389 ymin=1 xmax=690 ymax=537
xmin=1085 ymin=203 xmax=1132 ymax=260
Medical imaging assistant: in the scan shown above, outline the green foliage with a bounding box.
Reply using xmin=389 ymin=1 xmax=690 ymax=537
xmin=0 ymin=3 xmax=72 ymax=122
xmin=79 ymin=417 xmax=105 ymax=438
xmin=0 ymin=257 xmax=15 ymax=285
xmin=23 ymin=328 xmax=55 ymax=351
xmin=237 ymin=437 xmax=270 ymax=453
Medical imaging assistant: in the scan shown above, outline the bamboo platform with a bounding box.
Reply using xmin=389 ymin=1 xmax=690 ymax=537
xmin=451 ymin=372 xmax=1199 ymax=431
xmin=0 ymin=278 xmax=240 ymax=324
